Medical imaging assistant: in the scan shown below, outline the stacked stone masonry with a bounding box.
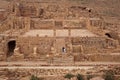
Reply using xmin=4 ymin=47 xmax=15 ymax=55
xmin=0 ymin=0 xmax=119 ymax=62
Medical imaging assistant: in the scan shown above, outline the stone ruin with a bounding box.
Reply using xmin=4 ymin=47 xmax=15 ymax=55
xmin=0 ymin=0 xmax=120 ymax=63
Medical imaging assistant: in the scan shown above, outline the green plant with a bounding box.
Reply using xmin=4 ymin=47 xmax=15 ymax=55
xmin=30 ymin=75 xmax=39 ymax=80
xmin=77 ymin=74 xmax=84 ymax=80
xmin=104 ymin=70 xmax=114 ymax=80
xmin=87 ymin=75 xmax=94 ymax=80
xmin=64 ymin=73 xmax=75 ymax=79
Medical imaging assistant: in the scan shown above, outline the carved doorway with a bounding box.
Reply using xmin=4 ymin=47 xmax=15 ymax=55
xmin=7 ymin=40 xmax=16 ymax=57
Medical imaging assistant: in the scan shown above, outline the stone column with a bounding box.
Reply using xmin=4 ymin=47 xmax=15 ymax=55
xmin=36 ymin=8 xmax=40 ymax=17
xmin=34 ymin=3 xmax=39 ymax=17
xmin=86 ymin=18 xmax=92 ymax=31
xmin=24 ymin=17 xmax=30 ymax=31
xmin=80 ymin=45 xmax=84 ymax=54
xmin=68 ymin=29 xmax=71 ymax=37
xmin=15 ymin=3 xmax=20 ymax=16
xmin=33 ymin=47 xmax=37 ymax=55
xmin=54 ymin=29 xmax=56 ymax=37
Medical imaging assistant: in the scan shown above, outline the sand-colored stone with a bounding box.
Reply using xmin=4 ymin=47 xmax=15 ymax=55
xmin=0 ymin=0 xmax=119 ymax=63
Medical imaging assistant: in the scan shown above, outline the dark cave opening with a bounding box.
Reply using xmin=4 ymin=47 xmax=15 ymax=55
xmin=7 ymin=40 xmax=16 ymax=56
xmin=105 ymin=33 xmax=112 ymax=38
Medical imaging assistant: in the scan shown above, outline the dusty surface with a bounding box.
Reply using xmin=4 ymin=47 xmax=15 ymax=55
xmin=0 ymin=0 xmax=119 ymax=80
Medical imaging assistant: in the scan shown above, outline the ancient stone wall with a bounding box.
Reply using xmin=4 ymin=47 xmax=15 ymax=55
xmin=0 ymin=10 xmax=7 ymax=22
xmin=17 ymin=37 xmax=54 ymax=56
xmin=88 ymin=54 xmax=120 ymax=62
xmin=0 ymin=0 xmax=119 ymax=62
xmin=90 ymin=18 xmax=120 ymax=34
xmin=17 ymin=36 xmax=72 ymax=57
xmin=13 ymin=1 xmax=94 ymax=19
xmin=90 ymin=19 xmax=103 ymax=29
xmin=19 ymin=4 xmax=37 ymax=17
xmin=0 ymin=15 xmax=28 ymax=33
xmin=31 ymin=19 xmax=54 ymax=29
xmin=71 ymin=37 xmax=118 ymax=54
xmin=31 ymin=19 xmax=87 ymax=29
xmin=63 ymin=20 xmax=87 ymax=29
xmin=0 ymin=19 xmax=11 ymax=33
xmin=12 ymin=17 xmax=25 ymax=30
xmin=16 ymin=36 xmax=118 ymax=57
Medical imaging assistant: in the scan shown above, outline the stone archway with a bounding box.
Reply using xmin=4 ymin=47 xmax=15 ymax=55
xmin=7 ymin=40 xmax=16 ymax=57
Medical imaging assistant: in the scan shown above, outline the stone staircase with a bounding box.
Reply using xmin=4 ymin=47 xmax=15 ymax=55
xmin=24 ymin=55 xmax=47 ymax=62
xmin=36 ymin=56 xmax=47 ymax=62
xmin=53 ymin=56 xmax=74 ymax=64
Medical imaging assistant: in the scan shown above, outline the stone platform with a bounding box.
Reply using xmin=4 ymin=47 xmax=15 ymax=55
xmin=0 ymin=61 xmax=119 ymax=67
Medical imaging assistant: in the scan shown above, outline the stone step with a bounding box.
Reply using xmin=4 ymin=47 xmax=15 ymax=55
xmin=24 ymin=57 xmax=47 ymax=61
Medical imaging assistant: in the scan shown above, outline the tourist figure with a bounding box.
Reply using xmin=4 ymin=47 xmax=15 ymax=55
xmin=62 ymin=47 xmax=66 ymax=53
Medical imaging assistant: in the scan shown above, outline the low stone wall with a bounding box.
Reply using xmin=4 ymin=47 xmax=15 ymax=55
xmin=0 ymin=66 xmax=119 ymax=80
xmin=74 ymin=53 xmax=120 ymax=62
xmin=0 ymin=68 xmax=85 ymax=80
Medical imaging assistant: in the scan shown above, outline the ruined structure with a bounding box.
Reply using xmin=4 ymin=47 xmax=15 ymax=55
xmin=0 ymin=0 xmax=120 ymax=63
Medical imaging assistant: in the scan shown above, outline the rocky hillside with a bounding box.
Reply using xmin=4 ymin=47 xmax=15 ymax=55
xmin=69 ymin=0 xmax=120 ymax=23
xmin=0 ymin=0 xmax=120 ymax=23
